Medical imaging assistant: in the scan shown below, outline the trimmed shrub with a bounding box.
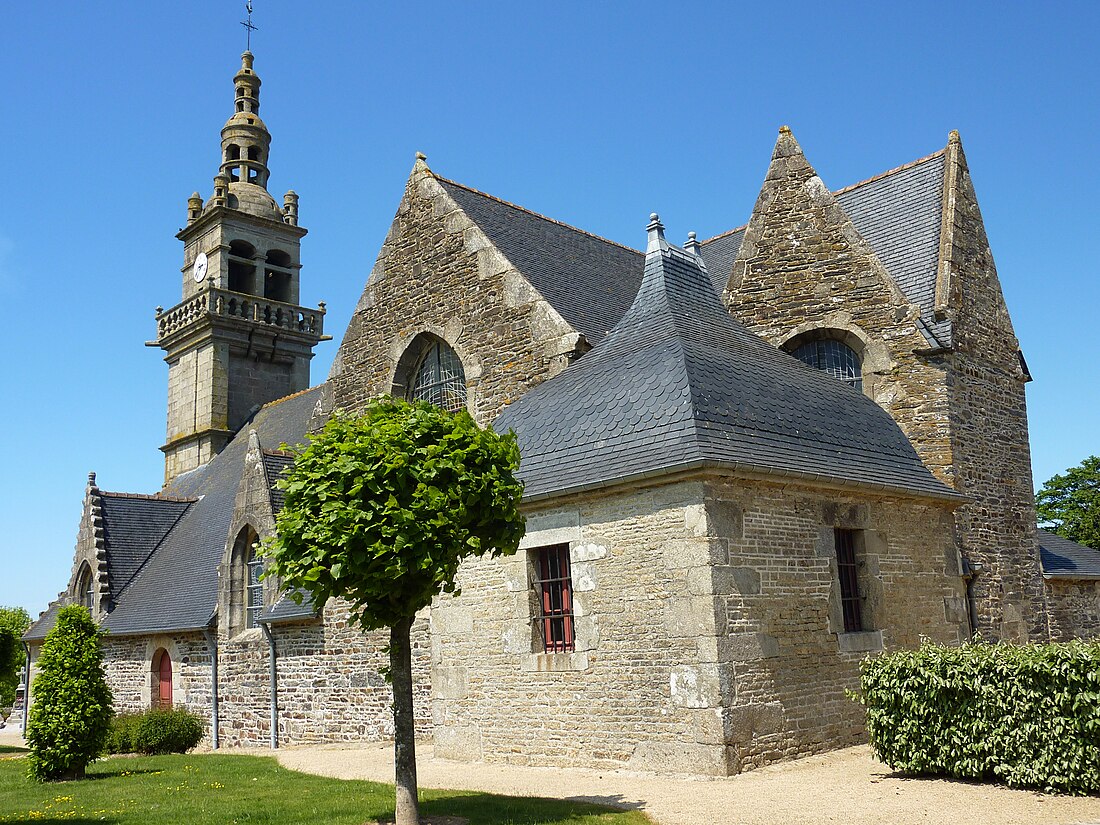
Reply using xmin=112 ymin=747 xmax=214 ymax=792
xmin=24 ymin=606 xmax=113 ymax=781
xmin=107 ymin=707 xmax=203 ymax=755
xmin=106 ymin=712 xmax=142 ymax=755
xmin=855 ymin=640 xmax=1100 ymax=794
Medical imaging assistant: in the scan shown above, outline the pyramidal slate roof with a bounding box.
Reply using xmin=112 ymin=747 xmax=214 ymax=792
xmin=494 ymin=216 xmax=959 ymax=503
xmin=699 ymin=151 xmax=950 ymax=348
xmin=1038 ymin=529 xmax=1100 ymax=579
xmin=435 ymin=176 xmax=644 ymax=344
xmin=101 ymin=386 xmax=323 ymax=636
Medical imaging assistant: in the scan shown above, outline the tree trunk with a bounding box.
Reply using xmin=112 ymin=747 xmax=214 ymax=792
xmin=390 ymin=617 xmax=419 ymax=825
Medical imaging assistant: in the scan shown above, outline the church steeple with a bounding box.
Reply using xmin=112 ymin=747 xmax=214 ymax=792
xmin=154 ymin=50 xmax=326 ymax=486
xmin=220 ymin=52 xmax=271 ymax=190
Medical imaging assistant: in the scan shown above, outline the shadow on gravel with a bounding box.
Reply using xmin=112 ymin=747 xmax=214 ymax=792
xmin=420 ymin=791 xmax=646 ymax=821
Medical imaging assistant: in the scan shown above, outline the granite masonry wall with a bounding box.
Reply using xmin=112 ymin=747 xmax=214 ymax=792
xmin=1044 ymin=580 xmax=1100 ymax=642
xmin=102 ymin=633 xmax=213 ymax=720
xmin=937 ymin=136 xmax=1047 ymax=641
xmin=722 ymin=129 xmax=1043 ymax=641
xmin=327 ymin=159 xmax=581 ymax=423
xmin=429 ymin=474 xmax=964 ymax=775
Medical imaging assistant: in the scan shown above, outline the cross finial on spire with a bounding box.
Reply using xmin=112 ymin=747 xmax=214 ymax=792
xmin=241 ymin=1 xmax=258 ymax=51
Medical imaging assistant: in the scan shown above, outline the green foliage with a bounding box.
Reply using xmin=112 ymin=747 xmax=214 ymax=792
xmin=108 ymin=707 xmax=204 ymax=755
xmin=24 ymin=606 xmax=113 ymax=781
xmin=855 ymin=640 xmax=1100 ymax=794
xmin=264 ymin=398 xmax=526 ymax=630
xmin=0 ymin=606 xmax=30 ymax=712
xmin=1036 ymin=455 xmax=1100 ymax=549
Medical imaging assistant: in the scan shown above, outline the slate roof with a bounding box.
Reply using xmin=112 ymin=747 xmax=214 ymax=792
xmin=101 ymin=386 xmax=323 ymax=636
xmin=494 ymin=220 xmax=960 ymax=503
xmin=699 ymin=152 xmax=950 ymax=348
xmin=23 ymin=601 xmax=61 ymax=642
xmin=1038 ymin=529 xmax=1100 ymax=579
xmin=99 ymin=493 xmax=193 ymax=598
xmin=259 ymin=590 xmax=320 ymax=624
xmin=262 ymin=451 xmax=294 ymax=514
xmin=435 ymin=176 xmax=644 ymax=344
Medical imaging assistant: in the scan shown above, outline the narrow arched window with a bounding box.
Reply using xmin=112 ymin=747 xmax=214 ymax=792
xmin=75 ymin=564 xmax=94 ymax=610
xmin=791 ymin=339 xmax=862 ymax=391
xmin=409 ymin=342 xmax=467 ymax=412
xmin=246 ymin=548 xmax=264 ymax=629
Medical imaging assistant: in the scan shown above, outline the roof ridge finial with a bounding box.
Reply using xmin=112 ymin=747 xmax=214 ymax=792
xmin=684 ymin=231 xmax=701 ymax=257
xmin=646 ymin=213 xmax=666 ymax=254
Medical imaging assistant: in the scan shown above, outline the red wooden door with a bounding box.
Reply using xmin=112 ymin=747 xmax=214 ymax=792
xmin=157 ymin=652 xmax=173 ymax=708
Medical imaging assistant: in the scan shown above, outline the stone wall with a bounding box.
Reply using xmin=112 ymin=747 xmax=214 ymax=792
xmin=429 ymin=473 xmax=964 ymax=775
xmin=328 ymin=159 xmax=580 ymax=424
xmin=215 ymin=600 xmax=431 ymax=747
xmin=938 ymin=136 xmax=1046 ymax=641
xmin=102 ymin=632 xmax=213 ymax=721
xmin=1045 ymin=580 xmax=1100 ymax=641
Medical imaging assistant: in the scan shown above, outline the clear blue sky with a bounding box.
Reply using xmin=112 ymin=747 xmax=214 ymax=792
xmin=1 ymin=1 xmax=1097 ymax=617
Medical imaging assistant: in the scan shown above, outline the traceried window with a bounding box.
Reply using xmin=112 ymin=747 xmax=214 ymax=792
xmin=532 ymin=545 xmax=575 ymax=653
xmin=792 ymin=339 xmax=862 ymax=391
xmin=835 ymin=529 xmax=863 ymax=633
xmin=246 ymin=551 xmax=264 ymax=629
xmin=409 ymin=342 xmax=467 ymax=412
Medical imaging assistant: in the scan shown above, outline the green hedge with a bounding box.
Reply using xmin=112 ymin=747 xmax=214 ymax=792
xmin=855 ymin=641 xmax=1100 ymax=794
xmin=107 ymin=707 xmax=204 ymax=755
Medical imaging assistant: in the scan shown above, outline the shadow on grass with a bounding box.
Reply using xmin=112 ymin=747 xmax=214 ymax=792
xmin=421 ymin=791 xmax=647 ymax=822
xmin=0 ymin=744 xmax=29 ymax=755
xmin=2 ymin=821 xmax=119 ymax=825
xmin=82 ymin=767 xmax=166 ymax=781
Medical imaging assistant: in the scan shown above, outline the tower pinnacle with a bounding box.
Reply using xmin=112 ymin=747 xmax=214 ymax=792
xmin=219 ymin=51 xmax=272 ymax=191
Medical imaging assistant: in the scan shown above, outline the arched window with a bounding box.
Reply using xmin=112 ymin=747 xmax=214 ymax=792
xmin=246 ymin=547 xmax=264 ymax=629
xmin=75 ymin=564 xmax=94 ymax=610
xmin=232 ymin=526 xmax=263 ymax=630
xmin=228 ymin=240 xmax=257 ymax=294
xmin=791 ymin=338 xmax=862 ymax=391
xmin=409 ymin=342 xmax=467 ymax=412
xmin=153 ymin=649 xmax=172 ymax=708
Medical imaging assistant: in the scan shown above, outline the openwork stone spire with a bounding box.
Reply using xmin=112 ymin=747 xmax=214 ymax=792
xmin=218 ymin=51 xmax=272 ymax=190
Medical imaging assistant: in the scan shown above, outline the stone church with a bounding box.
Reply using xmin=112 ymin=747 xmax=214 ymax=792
xmin=23 ymin=51 xmax=1100 ymax=775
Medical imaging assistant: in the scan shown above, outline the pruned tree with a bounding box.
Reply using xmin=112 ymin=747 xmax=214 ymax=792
xmin=263 ymin=398 xmax=524 ymax=825
xmin=25 ymin=605 xmax=113 ymax=781
xmin=1036 ymin=455 xmax=1100 ymax=550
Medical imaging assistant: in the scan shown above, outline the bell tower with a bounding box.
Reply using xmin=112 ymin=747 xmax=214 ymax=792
xmin=154 ymin=51 xmax=326 ymax=485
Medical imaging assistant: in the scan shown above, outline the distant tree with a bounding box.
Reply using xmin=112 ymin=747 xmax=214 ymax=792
xmin=25 ymin=606 xmax=113 ymax=781
xmin=0 ymin=606 xmax=31 ymax=713
xmin=263 ymin=399 xmax=524 ymax=825
xmin=1036 ymin=455 xmax=1100 ymax=550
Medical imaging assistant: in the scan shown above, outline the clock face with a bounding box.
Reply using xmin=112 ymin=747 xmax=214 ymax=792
xmin=192 ymin=251 xmax=208 ymax=283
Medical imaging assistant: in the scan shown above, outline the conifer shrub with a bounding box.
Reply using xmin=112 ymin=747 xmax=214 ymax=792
xmin=855 ymin=640 xmax=1100 ymax=794
xmin=24 ymin=606 xmax=113 ymax=781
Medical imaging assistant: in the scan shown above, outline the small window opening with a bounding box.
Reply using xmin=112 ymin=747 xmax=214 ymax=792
xmin=533 ymin=545 xmax=575 ymax=653
xmin=835 ymin=529 xmax=863 ymax=633
xmin=246 ymin=553 xmax=264 ymax=629
xmin=75 ymin=564 xmax=94 ymax=610
xmin=264 ymin=270 xmax=291 ymax=302
xmin=247 ymin=146 xmax=261 ymax=161
xmin=226 ymin=144 xmax=241 ymax=161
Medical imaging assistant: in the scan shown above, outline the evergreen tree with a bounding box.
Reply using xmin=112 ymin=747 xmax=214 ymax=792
xmin=25 ymin=605 xmax=113 ymax=781
xmin=1036 ymin=455 xmax=1100 ymax=550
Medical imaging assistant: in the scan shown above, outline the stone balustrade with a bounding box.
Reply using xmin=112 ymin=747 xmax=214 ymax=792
xmin=157 ymin=288 xmax=325 ymax=340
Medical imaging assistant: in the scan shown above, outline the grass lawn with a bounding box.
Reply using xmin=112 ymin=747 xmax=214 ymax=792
xmin=0 ymin=752 xmax=650 ymax=824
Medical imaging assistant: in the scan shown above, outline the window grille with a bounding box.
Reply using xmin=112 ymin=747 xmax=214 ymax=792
xmin=533 ymin=545 xmax=575 ymax=653
xmin=835 ymin=529 xmax=863 ymax=633
xmin=246 ymin=558 xmax=264 ymax=629
xmin=792 ymin=339 xmax=862 ymax=391
xmin=410 ymin=342 xmax=467 ymax=412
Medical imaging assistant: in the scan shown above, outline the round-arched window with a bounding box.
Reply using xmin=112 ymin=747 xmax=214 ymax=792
xmin=409 ymin=342 xmax=467 ymax=412
xmin=791 ymin=338 xmax=862 ymax=391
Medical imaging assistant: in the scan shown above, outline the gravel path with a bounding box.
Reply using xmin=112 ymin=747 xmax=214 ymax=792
xmin=274 ymin=741 xmax=1100 ymax=825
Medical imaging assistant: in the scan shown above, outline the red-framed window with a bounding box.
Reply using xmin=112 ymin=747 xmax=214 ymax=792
xmin=534 ymin=544 xmax=575 ymax=653
xmin=835 ymin=529 xmax=863 ymax=633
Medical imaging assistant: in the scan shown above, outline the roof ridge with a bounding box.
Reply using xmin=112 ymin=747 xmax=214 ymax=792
xmin=100 ymin=491 xmax=197 ymax=503
xmin=262 ymin=384 xmax=323 ymax=409
xmin=433 ymin=173 xmax=643 ymax=256
xmin=831 ymin=149 xmax=946 ymax=197
xmin=699 ymin=222 xmax=748 ymax=245
xmin=263 ymin=448 xmax=295 ymax=458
